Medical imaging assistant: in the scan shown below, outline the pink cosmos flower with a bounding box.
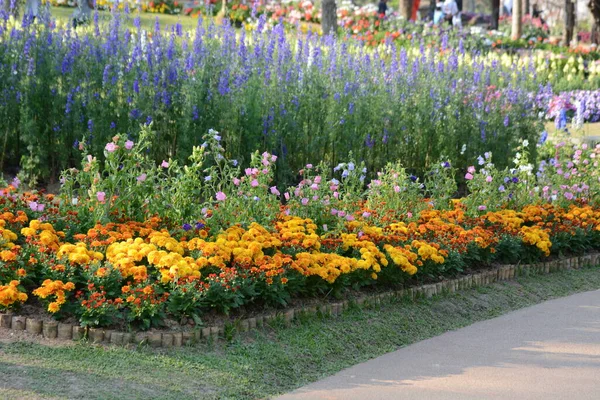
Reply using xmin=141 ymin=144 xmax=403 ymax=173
xmin=394 ymin=185 xmax=401 ymax=193
xmin=215 ymin=191 xmax=227 ymax=201
xmin=333 ymin=191 xmax=339 ymax=199
xmin=125 ymin=140 xmax=134 ymax=150
xmin=271 ymin=155 xmax=278 ymax=162
xmin=270 ymin=186 xmax=280 ymax=196
xmin=478 ymin=205 xmax=487 ymax=211
xmin=28 ymin=201 xmax=45 ymax=212
xmin=251 ymin=179 xmax=259 ymax=187
xmin=233 ymin=178 xmax=241 ymax=186
xmin=345 ymin=214 xmax=355 ymax=221
xmin=262 ymin=159 xmax=270 ymax=167
xmin=310 ymin=184 xmax=318 ymax=190
xmin=465 ymin=173 xmax=474 ymax=180
xmin=362 ymin=212 xmax=371 ymax=218
xmin=96 ymin=192 xmax=106 ymax=202
xmin=331 ymin=209 xmax=338 ymax=216
xmin=161 ymin=160 xmax=169 ymax=168
xmin=407 ymin=212 xmax=413 ymax=218
xmin=105 ymin=143 xmax=118 ymax=153
xmin=301 ymin=198 xmax=309 ymax=205
xmin=486 ymin=176 xmax=493 ymax=183
xmin=314 ymin=176 xmax=322 ymax=184
xmin=467 ymin=166 xmax=476 ymax=174
xmin=338 ymin=210 xmax=346 ymax=217
xmin=564 ymin=192 xmax=574 ymax=200
xmin=284 ymin=192 xmax=290 ymax=201
xmin=306 ymin=164 xmax=313 ymax=169
xmin=137 ymin=173 xmax=147 ymax=182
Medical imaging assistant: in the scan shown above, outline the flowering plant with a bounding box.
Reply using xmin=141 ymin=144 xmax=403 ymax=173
xmin=0 ymin=280 xmax=28 ymax=310
xmin=32 ymin=279 xmax=76 ymax=315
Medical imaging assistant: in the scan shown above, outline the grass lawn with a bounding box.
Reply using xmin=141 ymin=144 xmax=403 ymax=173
xmin=1 ymin=265 xmax=600 ymax=399
xmin=49 ymin=6 xmax=204 ymax=30
xmin=545 ymin=121 xmax=600 ymax=142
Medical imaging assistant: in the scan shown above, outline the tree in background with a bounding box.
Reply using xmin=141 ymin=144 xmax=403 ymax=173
xmin=322 ymin=0 xmax=337 ymax=34
xmin=399 ymin=0 xmax=411 ymax=19
xmin=511 ymin=0 xmax=522 ymax=39
xmin=590 ymin=0 xmax=600 ymax=44
xmin=564 ymin=0 xmax=575 ymax=46
xmin=491 ymin=0 xmax=500 ymax=29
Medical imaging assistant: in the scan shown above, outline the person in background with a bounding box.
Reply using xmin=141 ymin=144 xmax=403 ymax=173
xmin=71 ymin=0 xmax=94 ymax=28
xmin=433 ymin=0 xmax=444 ymax=25
xmin=442 ymin=0 xmax=458 ymax=25
xmin=532 ymin=3 xmax=544 ymax=23
xmin=410 ymin=0 xmax=421 ymax=21
xmin=378 ymin=0 xmax=388 ymax=19
xmin=24 ymin=0 xmax=39 ymax=20
xmin=503 ymin=0 xmax=512 ymax=16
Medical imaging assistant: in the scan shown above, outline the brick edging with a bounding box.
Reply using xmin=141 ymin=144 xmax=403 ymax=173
xmin=1 ymin=253 xmax=599 ymax=348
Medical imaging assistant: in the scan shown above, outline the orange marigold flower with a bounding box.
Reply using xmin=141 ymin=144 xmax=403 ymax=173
xmin=48 ymin=302 xmax=60 ymax=313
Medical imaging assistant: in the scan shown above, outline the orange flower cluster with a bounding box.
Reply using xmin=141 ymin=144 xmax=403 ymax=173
xmin=0 ymin=280 xmax=28 ymax=308
xmin=32 ymin=279 xmax=75 ymax=313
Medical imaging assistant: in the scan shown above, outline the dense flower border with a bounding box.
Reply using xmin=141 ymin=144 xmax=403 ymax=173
xmin=1 ymin=253 xmax=598 ymax=347
xmin=1 ymin=192 xmax=599 ymax=331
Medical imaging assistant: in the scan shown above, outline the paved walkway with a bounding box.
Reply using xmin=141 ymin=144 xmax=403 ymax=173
xmin=278 ymin=290 xmax=600 ymax=400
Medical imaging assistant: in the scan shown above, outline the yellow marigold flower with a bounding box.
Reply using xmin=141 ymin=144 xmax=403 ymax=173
xmin=20 ymin=227 xmax=36 ymax=237
xmin=0 ymin=250 xmax=16 ymax=262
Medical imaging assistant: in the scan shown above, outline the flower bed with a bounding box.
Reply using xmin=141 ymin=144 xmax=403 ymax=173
xmin=1 ymin=253 xmax=598 ymax=346
xmin=1 ymin=129 xmax=599 ymax=332
xmin=547 ymin=90 xmax=600 ymax=130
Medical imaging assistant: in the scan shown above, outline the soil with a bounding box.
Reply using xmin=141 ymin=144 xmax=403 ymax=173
xmin=0 ymin=327 xmax=73 ymax=348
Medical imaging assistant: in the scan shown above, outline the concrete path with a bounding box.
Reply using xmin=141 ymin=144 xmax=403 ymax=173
xmin=278 ymin=289 xmax=600 ymax=400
